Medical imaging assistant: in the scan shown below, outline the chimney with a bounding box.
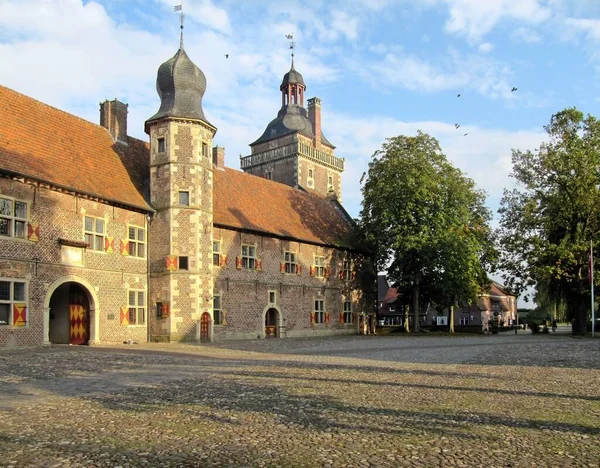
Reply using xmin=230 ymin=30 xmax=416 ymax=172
xmin=100 ymin=99 xmax=128 ymax=144
xmin=307 ymin=97 xmax=322 ymax=147
xmin=212 ymin=146 xmax=225 ymax=170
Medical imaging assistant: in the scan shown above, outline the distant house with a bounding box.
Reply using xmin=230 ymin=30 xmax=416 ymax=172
xmin=376 ymin=275 xmax=427 ymax=327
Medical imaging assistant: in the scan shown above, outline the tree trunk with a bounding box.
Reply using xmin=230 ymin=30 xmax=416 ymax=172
xmin=449 ymin=304 xmax=455 ymax=334
xmin=404 ymin=307 xmax=411 ymax=333
xmin=413 ymin=280 xmax=420 ymax=333
xmin=568 ymin=291 xmax=587 ymax=336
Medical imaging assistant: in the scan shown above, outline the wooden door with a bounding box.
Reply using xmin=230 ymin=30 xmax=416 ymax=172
xmin=69 ymin=304 xmax=88 ymax=345
xmin=200 ymin=312 xmax=210 ymax=342
xmin=265 ymin=308 xmax=277 ymax=338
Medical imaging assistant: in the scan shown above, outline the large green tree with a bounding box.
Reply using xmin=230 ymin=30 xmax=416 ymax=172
xmin=498 ymin=108 xmax=600 ymax=335
xmin=360 ymin=132 xmax=494 ymax=332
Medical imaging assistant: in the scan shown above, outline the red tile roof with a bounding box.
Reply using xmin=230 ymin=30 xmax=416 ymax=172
xmin=0 ymin=85 xmax=151 ymax=211
xmin=0 ymin=86 xmax=355 ymax=248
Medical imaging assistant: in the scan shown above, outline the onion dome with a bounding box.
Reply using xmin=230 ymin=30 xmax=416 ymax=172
xmin=146 ymin=47 xmax=212 ymax=128
xmin=280 ymin=60 xmax=305 ymax=89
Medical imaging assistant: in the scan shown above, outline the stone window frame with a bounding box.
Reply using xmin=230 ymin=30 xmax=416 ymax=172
xmin=343 ymin=300 xmax=353 ymax=324
xmin=342 ymin=259 xmax=352 ymax=280
xmin=327 ymin=173 xmax=334 ymax=191
xmin=213 ymin=295 xmax=222 ymax=325
xmin=201 ymin=142 xmax=209 ymax=158
xmin=84 ymin=215 xmax=106 ymax=252
xmin=0 ymin=195 xmax=28 ymax=240
xmin=314 ymin=298 xmax=325 ymax=324
xmin=0 ymin=278 xmax=28 ymax=327
xmin=127 ymin=224 xmax=146 ymax=258
xmin=157 ymin=137 xmax=166 ymax=154
xmin=268 ymin=290 xmax=277 ymax=305
xmin=213 ymin=240 xmax=222 ymax=266
xmin=127 ymin=289 xmax=146 ymax=326
xmin=314 ymin=255 xmax=325 ymax=278
xmin=241 ymin=244 xmax=256 ymax=270
xmin=284 ymin=251 xmax=297 ymax=274
xmin=178 ymin=191 xmax=190 ymax=206
xmin=307 ymin=165 xmax=315 ymax=188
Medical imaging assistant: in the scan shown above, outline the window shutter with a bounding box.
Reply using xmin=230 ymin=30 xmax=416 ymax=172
xmin=222 ymin=309 xmax=228 ymax=326
xmin=339 ymin=269 xmax=344 ymax=280
xmin=161 ymin=303 xmax=170 ymax=318
xmin=235 ymin=256 xmax=242 ymax=270
xmin=339 ymin=312 xmax=344 ymax=324
xmin=27 ymin=222 xmax=40 ymax=242
xmin=220 ymin=254 xmax=228 ymax=267
xmin=324 ymin=267 xmax=331 ymax=279
xmin=325 ymin=312 xmax=330 ymax=324
xmin=310 ymin=311 xmax=316 ymax=325
xmin=296 ymin=264 xmax=302 ymax=275
xmin=120 ymin=240 xmax=130 ymax=256
xmin=166 ymin=255 xmax=178 ymax=271
xmin=310 ymin=266 xmax=315 ymax=277
xmin=13 ymin=304 xmax=27 ymax=327
xmin=255 ymin=258 xmax=263 ymax=271
xmin=104 ymin=236 xmax=114 ymax=253
xmin=280 ymin=261 xmax=286 ymax=273
xmin=351 ymin=271 xmax=356 ymax=280
xmin=120 ymin=307 xmax=129 ymax=326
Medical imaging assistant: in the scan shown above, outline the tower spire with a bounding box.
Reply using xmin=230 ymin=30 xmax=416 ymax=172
xmin=174 ymin=4 xmax=184 ymax=49
xmin=285 ymin=33 xmax=295 ymax=67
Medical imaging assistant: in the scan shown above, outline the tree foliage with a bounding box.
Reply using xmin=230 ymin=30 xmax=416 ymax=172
xmin=498 ymin=108 xmax=600 ymax=335
xmin=360 ymin=132 xmax=495 ymax=331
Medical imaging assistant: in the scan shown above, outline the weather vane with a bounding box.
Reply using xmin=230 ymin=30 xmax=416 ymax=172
xmin=174 ymin=3 xmax=184 ymax=48
xmin=285 ymin=33 xmax=295 ymax=60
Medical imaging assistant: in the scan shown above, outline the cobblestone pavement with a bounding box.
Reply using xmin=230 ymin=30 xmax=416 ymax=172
xmin=1 ymin=334 xmax=599 ymax=467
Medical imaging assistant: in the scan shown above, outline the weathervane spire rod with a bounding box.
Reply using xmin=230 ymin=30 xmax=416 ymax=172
xmin=285 ymin=33 xmax=295 ymax=66
xmin=174 ymin=3 xmax=184 ymax=49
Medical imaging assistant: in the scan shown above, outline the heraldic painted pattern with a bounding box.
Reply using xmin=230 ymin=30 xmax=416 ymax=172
xmin=69 ymin=304 xmax=88 ymax=345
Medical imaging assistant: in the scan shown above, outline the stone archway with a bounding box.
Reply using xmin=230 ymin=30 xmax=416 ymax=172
xmin=43 ymin=276 xmax=99 ymax=345
xmin=262 ymin=305 xmax=283 ymax=338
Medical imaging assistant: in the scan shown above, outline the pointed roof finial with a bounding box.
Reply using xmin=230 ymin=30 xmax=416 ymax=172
xmin=285 ymin=33 xmax=295 ymax=67
xmin=174 ymin=4 xmax=184 ymax=49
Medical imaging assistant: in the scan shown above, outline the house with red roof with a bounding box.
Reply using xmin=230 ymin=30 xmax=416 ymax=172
xmin=0 ymin=38 xmax=370 ymax=347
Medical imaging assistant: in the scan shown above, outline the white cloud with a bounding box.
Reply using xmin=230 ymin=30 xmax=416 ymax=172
xmin=478 ymin=42 xmax=494 ymax=53
xmin=331 ymin=10 xmax=359 ymax=41
xmin=157 ymin=0 xmax=232 ymax=35
xmin=511 ymin=27 xmax=542 ymax=43
xmin=564 ymin=17 xmax=600 ymax=42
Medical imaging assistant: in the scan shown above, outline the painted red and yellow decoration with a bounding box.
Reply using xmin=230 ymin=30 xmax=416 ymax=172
xmin=104 ymin=236 xmax=115 ymax=253
xmin=325 ymin=312 xmax=330 ymax=325
xmin=120 ymin=306 xmax=129 ymax=326
xmin=13 ymin=304 xmax=27 ymax=327
xmin=69 ymin=304 xmax=88 ymax=345
xmin=160 ymin=302 xmax=170 ymax=318
xmin=119 ymin=239 xmax=129 ymax=256
xmin=166 ymin=255 xmax=178 ymax=271
xmin=339 ymin=312 xmax=345 ymax=324
xmin=219 ymin=255 xmax=228 ymax=267
xmin=27 ymin=222 xmax=39 ymax=242
xmin=310 ymin=311 xmax=316 ymax=325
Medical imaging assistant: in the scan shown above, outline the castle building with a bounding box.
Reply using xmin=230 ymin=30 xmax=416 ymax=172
xmin=0 ymin=37 xmax=370 ymax=347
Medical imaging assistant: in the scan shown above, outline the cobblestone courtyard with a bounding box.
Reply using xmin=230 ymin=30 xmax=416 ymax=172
xmin=1 ymin=334 xmax=599 ymax=467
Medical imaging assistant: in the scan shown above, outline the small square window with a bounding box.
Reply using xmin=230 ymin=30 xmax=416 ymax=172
xmin=213 ymin=241 xmax=221 ymax=266
xmin=269 ymin=291 xmax=276 ymax=304
xmin=213 ymin=295 xmax=222 ymax=325
xmin=179 ymin=256 xmax=189 ymax=270
xmin=179 ymin=191 xmax=190 ymax=206
xmin=308 ymin=168 xmax=314 ymax=178
xmin=158 ymin=138 xmax=166 ymax=153
xmin=202 ymin=142 xmax=208 ymax=157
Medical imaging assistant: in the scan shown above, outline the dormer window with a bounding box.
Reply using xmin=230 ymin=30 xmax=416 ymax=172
xmin=157 ymin=137 xmax=166 ymax=153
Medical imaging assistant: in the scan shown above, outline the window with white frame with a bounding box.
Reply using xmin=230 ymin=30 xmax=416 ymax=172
xmin=128 ymin=225 xmax=146 ymax=258
xmin=213 ymin=241 xmax=222 ymax=266
xmin=84 ymin=216 xmax=105 ymax=251
xmin=128 ymin=290 xmax=146 ymax=325
xmin=284 ymin=251 xmax=297 ymax=274
xmin=389 ymin=306 xmax=396 ymax=312
xmin=314 ymin=299 xmax=325 ymax=324
xmin=269 ymin=291 xmax=276 ymax=304
xmin=0 ymin=280 xmax=27 ymax=326
xmin=314 ymin=256 xmax=325 ymax=277
xmin=0 ymin=197 xmax=27 ymax=239
xmin=213 ymin=295 xmax=222 ymax=325
xmin=459 ymin=316 xmax=469 ymax=326
xmin=343 ymin=301 xmax=352 ymax=324
xmin=241 ymin=244 xmax=256 ymax=270
xmin=342 ymin=260 xmax=351 ymax=280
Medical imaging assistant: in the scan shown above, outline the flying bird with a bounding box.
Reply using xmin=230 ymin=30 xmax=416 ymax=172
xmin=464 ymin=133 xmax=468 ymax=136
xmin=511 ymin=87 xmax=517 ymax=92
xmin=360 ymin=172 xmax=366 ymax=184
xmin=455 ymin=123 xmax=460 ymax=129
xmin=225 ymin=54 xmax=229 ymax=58
xmin=457 ymin=94 xmax=461 ymax=97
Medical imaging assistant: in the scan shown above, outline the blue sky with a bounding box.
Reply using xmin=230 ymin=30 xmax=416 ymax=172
xmin=1 ymin=1 xmax=599 ymax=227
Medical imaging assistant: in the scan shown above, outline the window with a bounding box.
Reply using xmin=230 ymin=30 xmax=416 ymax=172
xmin=269 ymin=291 xmax=276 ymax=304
xmin=84 ymin=216 xmax=105 ymax=251
xmin=266 ymin=171 xmax=273 ymax=180
xmin=213 ymin=241 xmax=221 ymax=266
xmin=343 ymin=301 xmax=352 ymax=324
xmin=241 ymin=244 xmax=256 ymax=270
xmin=308 ymin=168 xmax=314 ymax=179
xmin=157 ymin=137 xmax=165 ymax=153
xmin=213 ymin=295 xmax=222 ymax=325
xmin=328 ymin=174 xmax=333 ymax=188
xmin=284 ymin=251 xmax=297 ymax=274
xmin=314 ymin=299 xmax=325 ymax=324
xmin=156 ymin=302 xmax=163 ymax=318
xmin=179 ymin=191 xmax=190 ymax=206
xmin=0 ymin=280 xmax=27 ymax=326
xmin=459 ymin=316 xmax=469 ymax=326
xmin=202 ymin=142 xmax=208 ymax=158
xmin=128 ymin=290 xmax=146 ymax=325
xmin=389 ymin=306 xmax=396 ymax=313
xmin=342 ymin=260 xmax=351 ymax=280
xmin=127 ymin=225 xmax=146 ymax=258
xmin=179 ymin=256 xmax=189 ymax=270
xmin=314 ymin=256 xmax=325 ymax=277
xmin=0 ymin=197 xmax=27 ymax=239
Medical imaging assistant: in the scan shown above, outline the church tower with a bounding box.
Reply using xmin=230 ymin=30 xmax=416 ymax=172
xmin=145 ymin=30 xmax=217 ymax=342
xmin=241 ymin=57 xmax=345 ymax=200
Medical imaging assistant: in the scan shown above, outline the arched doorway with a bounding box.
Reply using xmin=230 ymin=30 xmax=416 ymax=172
xmin=265 ymin=308 xmax=278 ymax=338
xmin=200 ymin=312 xmax=211 ymax=343
xmin=48 ymin=282 xmax=91 ymax=345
